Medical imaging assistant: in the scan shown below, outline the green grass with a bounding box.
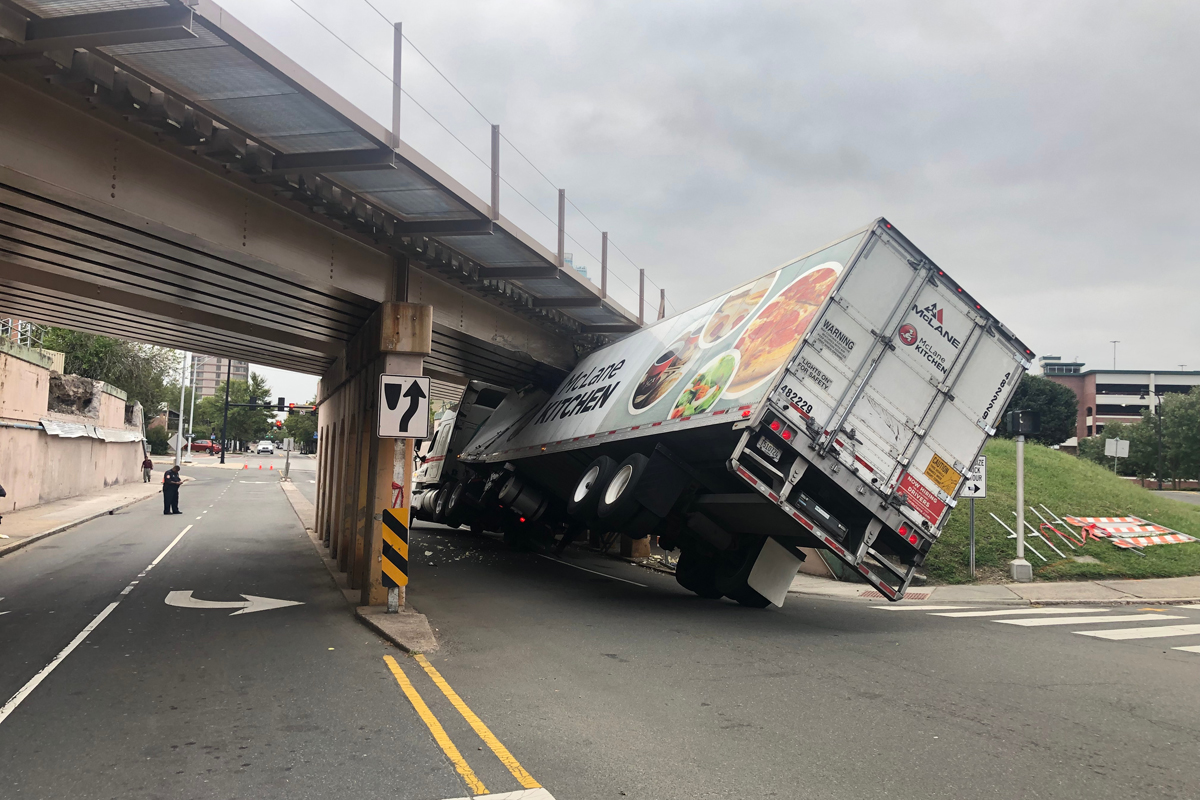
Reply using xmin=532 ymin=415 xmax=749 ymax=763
xmin=925 ymin=439 xmax=1200 ymax=584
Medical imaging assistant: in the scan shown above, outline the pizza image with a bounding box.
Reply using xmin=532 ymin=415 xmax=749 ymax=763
xmin=724 ymin=262 xmax=840 ymax=397
xmin=699 ymin=273 xmax=777 ymax=347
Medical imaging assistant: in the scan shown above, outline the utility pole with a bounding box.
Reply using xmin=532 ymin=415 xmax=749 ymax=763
xmin=1110 ymin=340 xmax=1119 ymax=370
xmin=184 ymin=355 xmax=200 ymax=464
xmin=173 ymin=352 xmax=188 ymax=467
xmin=219 ymin=358 xmax=232 ymax=465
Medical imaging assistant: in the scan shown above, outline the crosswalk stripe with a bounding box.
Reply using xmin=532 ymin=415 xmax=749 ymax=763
xmin=1172 ymin=645 xmax=1200 ymax=654
xmin=996 ymin=614 xmax=1186 ymax=628
xmin=872 ymin=605 xmax=975 ymax=611
xmin=932 ymin=608 xmax=1112 ymax=618
xmin=1075 ymin=623 xmax=1200 ymax=641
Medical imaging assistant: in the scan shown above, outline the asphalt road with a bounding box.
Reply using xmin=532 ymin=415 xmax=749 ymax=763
xmin=407 ymin=523 xmax=1200 ymax=800
xmin=6 ymin=468 xmax=1200 ymax=799
xmin=1157 ymin=490 xmax=1200 ymax=507
xmin=0 ymin=466 xmax=471 ymax=800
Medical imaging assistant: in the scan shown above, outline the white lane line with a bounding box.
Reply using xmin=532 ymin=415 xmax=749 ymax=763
xmin=997 ymin=614 xmax=1186 ymax=627
xmin=536 ymin=554 xmax=647 ymax=587
xmin=442 ymin=789 xmax=556 ymax=800
xmin=1076 ymin=623 xmax=1200 ymax=641
xmin=873 ymin=605 xmax=976 ymax=611
xmin=0 ymin=523 xmax=195 ymax=729
xmin=1172 ymin=645 xmax=1200 ymax=654
xmin=932 ymin=608 xmax=1112 ymax=618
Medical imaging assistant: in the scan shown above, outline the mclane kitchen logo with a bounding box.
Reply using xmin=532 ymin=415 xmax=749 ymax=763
xmin=912 ymin=302 xmax=961 ymax=349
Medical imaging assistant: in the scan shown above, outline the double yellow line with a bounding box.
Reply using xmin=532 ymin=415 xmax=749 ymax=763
xmin=385 ymin=654 xmax=541 ymax=796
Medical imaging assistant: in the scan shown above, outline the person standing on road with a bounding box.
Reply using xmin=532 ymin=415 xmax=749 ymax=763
xmin=163 ymin=465 xmax=182 ymax=515
xmin=142 ymin=455 xmax=154 ymax=483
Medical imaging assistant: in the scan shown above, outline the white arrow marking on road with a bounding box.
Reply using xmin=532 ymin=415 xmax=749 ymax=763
xmin=164 ymin=590 xmax=303 ymax=616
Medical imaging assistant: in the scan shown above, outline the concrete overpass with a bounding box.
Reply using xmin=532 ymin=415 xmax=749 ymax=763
xmin=0 ymin=0 xmax=645 ymax=605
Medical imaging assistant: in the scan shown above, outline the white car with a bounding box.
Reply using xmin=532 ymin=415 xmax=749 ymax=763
xmin=256 ymin=441 xmax=275 ymax=454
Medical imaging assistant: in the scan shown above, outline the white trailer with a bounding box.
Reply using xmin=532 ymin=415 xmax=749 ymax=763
xmin=458 ymin=219 xmax=1032 ymax=605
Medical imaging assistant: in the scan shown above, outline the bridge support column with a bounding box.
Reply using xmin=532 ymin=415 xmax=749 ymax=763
xmin=316 ymin=302 xmax=432 ymax=608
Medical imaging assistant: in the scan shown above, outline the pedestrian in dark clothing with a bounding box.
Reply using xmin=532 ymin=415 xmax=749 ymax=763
xmin=142 ymin=456 xmax=154 ymax=483
xmin=163 ymin=466 xmax=182 ymax=515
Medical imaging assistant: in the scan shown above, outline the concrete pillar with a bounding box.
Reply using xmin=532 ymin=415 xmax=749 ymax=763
xmin=338 ymin=378 xmax=359 ymax=572
xmin=313 ymin=420 xmax=327 ymax=541
xmin=361 ymin=303 xmax=432 ymax=607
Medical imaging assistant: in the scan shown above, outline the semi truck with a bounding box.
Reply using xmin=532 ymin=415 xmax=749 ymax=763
xmin=432 ymin=219 xmax=1032 ymax=606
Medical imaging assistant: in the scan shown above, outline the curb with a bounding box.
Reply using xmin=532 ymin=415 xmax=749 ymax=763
xmin=0 ymin=490 xmax=161 ymax=558
xmin=787 ymin=588 xmax=1200 ymax=607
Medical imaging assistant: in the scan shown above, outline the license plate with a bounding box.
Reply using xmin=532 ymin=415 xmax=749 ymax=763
xmin=756 ymin=437 xmax=782 ymax=462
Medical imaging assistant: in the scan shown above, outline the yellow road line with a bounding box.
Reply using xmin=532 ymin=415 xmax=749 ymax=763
xmin=415 ymin=654 xmax=541 ymax=790
xmin=383 ymin=655 xmax=487 ymax=796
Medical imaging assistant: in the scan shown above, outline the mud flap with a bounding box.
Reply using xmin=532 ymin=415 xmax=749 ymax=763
xmin=747 ymin=537 xmax=804 ymax=607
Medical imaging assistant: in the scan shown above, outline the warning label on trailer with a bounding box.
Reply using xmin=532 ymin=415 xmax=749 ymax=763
xmin=923 ymin=453 xmax=961 ymax=496
xmin=897 ymin=473 xmax=947 ymax=525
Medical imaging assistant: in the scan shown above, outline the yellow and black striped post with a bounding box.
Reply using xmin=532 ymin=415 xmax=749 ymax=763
xmin=382 ymin=507 xmax=409 ymax=612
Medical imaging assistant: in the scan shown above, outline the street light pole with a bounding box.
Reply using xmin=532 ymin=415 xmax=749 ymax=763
xmin=173 ymin=351 xmax=188 ymax=467
xmin=219 ymin=358 xmax=232 ymax=465
xmin=1156 ymin=397 xmax=1164 ymax=491
xmin=184 ymin=355 xmax=201 ymax=464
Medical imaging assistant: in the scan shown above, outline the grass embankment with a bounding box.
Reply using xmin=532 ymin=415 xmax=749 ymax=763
xmin=925 ymin=438 xmax=1200 ymax=584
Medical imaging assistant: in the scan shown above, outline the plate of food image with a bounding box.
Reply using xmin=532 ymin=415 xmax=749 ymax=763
xmin=629 ymin=324 xmax=703 ymax=414
xmin=669 ymin=350 xmax=740 ymax=420
xmin=698 ymin=272 xmax=778 ymax=348
xmin=723 ymin=261 xmax=841 ymax=398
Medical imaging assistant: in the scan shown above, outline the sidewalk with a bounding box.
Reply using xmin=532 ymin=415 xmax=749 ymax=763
xmin=0 ymin=479 xmax=168 ymax=557
xmin=787 ymin=572 xmax=1200 ymax=605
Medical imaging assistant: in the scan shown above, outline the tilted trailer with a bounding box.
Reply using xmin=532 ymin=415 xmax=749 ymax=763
xmin=441 ymin=219 xmax=1031 ymax=606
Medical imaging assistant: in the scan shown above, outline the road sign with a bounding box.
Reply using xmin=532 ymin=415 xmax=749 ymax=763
xmin=164 ymin=590 xmax=303 ymax=616
xmin=381 ymin=508 xmax=409 ymax=589
xmin=378 ymin=375 xmax=431 ymax=439
xmin=961 ymin=455 xmax=987 ymax=498
xmin=1104 ymin=438 xmax=1129 ymax=458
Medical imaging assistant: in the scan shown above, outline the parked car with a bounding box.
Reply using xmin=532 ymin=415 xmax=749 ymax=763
xmin=256 ymin=441 xmax=275 ymax=454
xmin=187 ymin=439 xmax=222 ymax=455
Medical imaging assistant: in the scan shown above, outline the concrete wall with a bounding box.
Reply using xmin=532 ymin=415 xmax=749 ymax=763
xmin=0 ymin=338 xmax=143 ymax=513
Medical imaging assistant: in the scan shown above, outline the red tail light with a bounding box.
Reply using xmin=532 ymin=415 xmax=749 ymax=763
xmin=519 ymin=517 xmax=526 ymax=523
xmin=898 ymin=524 xmax=908 ymax=536
xmin=770 ymin=420 xmax=781 ymax=432
xmin=908 ymin=533 xmax=919 ymax=545
xmin=782 ymin=430 xmax=792 ymax=441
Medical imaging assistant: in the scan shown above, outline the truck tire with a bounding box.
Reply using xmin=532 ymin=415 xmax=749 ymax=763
xmin=444 ymin=483 xmax=470 ymax=528
xmin=433 ymin=483 xmax=454 ymax=525
xmin=715 ymin=541 xmax=773 ymax=608
xmin=597 ymin=453 xmax=650 ymax=526
xmin=567 ymin=456 xmax=618 ymax=521
xmin=674 ymin=550 xmax=722 ymax=599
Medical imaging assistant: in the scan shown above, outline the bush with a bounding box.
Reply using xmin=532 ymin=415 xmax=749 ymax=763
xmin=146 ymin=425 xmax=171 ymax=456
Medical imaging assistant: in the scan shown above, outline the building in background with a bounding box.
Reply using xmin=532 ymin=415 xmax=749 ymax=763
xmin=1041 ymin=356 xmax=1200 ymax=440
xmin=190 ymin=354 xmax=248 ymax=398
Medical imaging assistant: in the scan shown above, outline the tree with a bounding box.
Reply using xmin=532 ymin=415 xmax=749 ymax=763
xmin=41 ymin=328 xmax=178 ymax=413
xmin=1161 ymin=388 xmax=1200 ymax=486
xmin=1077 ymin=416 xmax=1157 ymax=478
xmin=146 ymin=424 xmax=171 ymax=455
xmin=203 ymin=373 xmax=273 ymax=448
xmin=997 ymin=374 xmax=1077 ymax=446
xmin=283 ymin=398 xmax=318 ymax=453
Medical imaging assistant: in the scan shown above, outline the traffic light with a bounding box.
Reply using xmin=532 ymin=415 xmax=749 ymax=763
xmin=274 ymin=420 xmax=283 ymax=430
xmin=276 ymin=397 xmax=285 ymax=412
xmin=288 ymin=402 xmax=295 ymax=415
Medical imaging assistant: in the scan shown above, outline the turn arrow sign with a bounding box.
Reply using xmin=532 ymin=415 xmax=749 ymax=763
xmin=164 ymin=590 xmax=303 ymax=616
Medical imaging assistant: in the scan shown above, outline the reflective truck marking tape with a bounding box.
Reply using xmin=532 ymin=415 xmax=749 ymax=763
xmin=382 ymin=508 xmax=409 ymax=588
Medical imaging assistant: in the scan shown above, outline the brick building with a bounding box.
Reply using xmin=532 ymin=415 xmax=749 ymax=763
xmin=190 ymin=355 xmax=249 ymax=398
xmin=1040 ymin=356 xmax=1200 ymax=440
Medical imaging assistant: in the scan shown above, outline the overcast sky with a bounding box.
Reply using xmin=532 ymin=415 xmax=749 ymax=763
xmin=221 ymin=0 xmax=1198 ymax=378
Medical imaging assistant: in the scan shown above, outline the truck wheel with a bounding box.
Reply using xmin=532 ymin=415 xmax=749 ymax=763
xmin=433 ymin=483 xmax=454 ymax=525
xmin=444 ymin=483 xmax=469 ymax=528
xmin=674 ymin=550 xmax=722 ymax=599
xmin=597 ymin=453 xmax=650 ymax=526
xmin=567 ymin=456 xmax=618 ymax=521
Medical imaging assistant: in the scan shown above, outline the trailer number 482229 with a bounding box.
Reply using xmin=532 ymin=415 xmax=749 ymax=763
xmin=777 ymin=384 xmax=814 ymax=416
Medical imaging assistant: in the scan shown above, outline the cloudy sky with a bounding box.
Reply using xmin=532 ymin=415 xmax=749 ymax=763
xmin=225 ymin=0 xmax=1198 ymax=388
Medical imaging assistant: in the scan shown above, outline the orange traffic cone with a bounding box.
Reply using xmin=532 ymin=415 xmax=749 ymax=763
xmin=269 ymin=465 xmax=274 ymax=470
xmin=258 ymin=464 xmax=262 ymax=470
xmin=242 ymin=463 xmax=248 ymax=469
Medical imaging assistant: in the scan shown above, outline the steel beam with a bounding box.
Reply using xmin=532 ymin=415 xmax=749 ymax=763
xmin=4 ymin=7 xmax=196 ymax=52
xmin=583 ymin=323 xmax=640 ymax=334
xmin=392 ymin=219 xmax=493 ymax=236
xmin=270 ymin=147 xmax=396 ymax=173
xmin=477 ymin=265 xmax=560 ymax=280
xmin=531 ymin=296 xmax=603 ymax=309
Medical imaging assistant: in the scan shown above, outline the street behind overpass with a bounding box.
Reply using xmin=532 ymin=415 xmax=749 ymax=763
xmin=2 ymin=465 xmax=1199 ymax=799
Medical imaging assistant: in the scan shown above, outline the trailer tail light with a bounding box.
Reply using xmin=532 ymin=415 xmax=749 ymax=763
xmin=782 ymin=429 xmax=792 ymax=441
xmin=770 ymin=420 xmax=781 ymax=432
xmin=518 ymin=516 xmax=526 ymax=523
xmin=908 ymin=533 xmax=919 ymax=545
xmin=898 ymin=524 xmax=908 ymax=536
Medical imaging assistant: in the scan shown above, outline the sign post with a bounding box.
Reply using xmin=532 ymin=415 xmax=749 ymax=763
xmin=961 ymin=456 xmax=987 ymax=577
xmin=377 ymin=374 xmax=430 ymax=612
xmin=1006 ymin=410 xmax=1040 ymax=582
xmin=1104 ymin=437 xmax=1129 ymax=473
